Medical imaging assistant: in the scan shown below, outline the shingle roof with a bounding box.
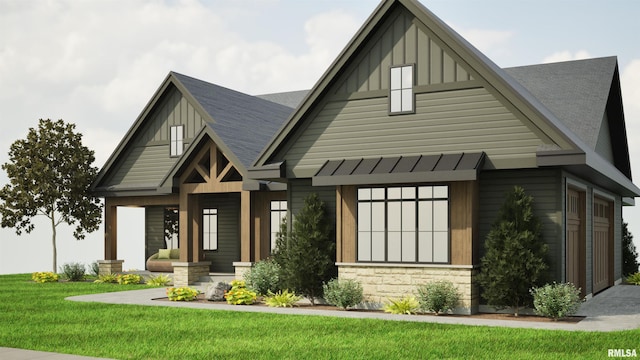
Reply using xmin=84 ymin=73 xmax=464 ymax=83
xmin=256 ymin=90 xmax=309 ymax=109
xmin=505 ymin=57 xmax=617 ymax=151
xmin=172 ymin=72 xmax=296 ymax=169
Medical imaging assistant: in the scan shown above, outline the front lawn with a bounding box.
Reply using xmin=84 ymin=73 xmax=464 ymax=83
xmin=0 ymin=274 xmax=636 ymax=359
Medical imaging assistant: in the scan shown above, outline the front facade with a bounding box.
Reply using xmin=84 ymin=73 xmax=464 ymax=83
xmin=93 ymin=0 xmax=638 ymax=312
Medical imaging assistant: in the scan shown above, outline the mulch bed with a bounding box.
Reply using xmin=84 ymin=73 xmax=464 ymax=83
xmin=153 ymin=294 xmax=584 ymax=324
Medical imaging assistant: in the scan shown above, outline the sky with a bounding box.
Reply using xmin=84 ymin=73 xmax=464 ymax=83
xmin=1 ymin=0 xmax=640 ymax=274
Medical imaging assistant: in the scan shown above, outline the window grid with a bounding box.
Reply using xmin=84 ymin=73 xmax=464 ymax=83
xmin=357 ymin=186 xmax=449 ymax=264
xmin=270 ymin=200 xmax=287 ymax=252
xmin=170 ymin=125 xmax=184 ymax=157
xmin=202 ymin=208 xmax=218 ymax=251
xmin=390 ymin=65 xmax=414 ymax=113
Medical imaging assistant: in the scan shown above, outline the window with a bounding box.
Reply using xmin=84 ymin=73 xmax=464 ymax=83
xmin=170 ymin=125 xmax=184 ymax=157
xmin=202 ymin=208 xmax=218 ymax=251
xmin=390 ymin=65 xmax=414 ymax=113
xmin=270 ymin=200 xmax=287 ymax=252
xmin=357 ymin=185 xmax=449 ymax=263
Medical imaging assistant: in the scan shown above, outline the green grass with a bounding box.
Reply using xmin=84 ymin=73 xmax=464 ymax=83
xmin=0 ymin=273 xmax=637 ymax=359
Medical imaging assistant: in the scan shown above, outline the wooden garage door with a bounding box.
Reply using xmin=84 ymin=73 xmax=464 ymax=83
xmin=566 ymin=189 xmax=585 ymax=295
xmin=593 ymin=197 xmax=612 ymax=294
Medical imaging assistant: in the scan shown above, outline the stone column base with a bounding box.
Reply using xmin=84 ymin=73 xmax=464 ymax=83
xmin=232 ymin=262 xmax=253 ymax=280
xmin=97 ymin=260 xmax=124 ymax=276
xmin=172 ymin=262 xmax=211 ymax=287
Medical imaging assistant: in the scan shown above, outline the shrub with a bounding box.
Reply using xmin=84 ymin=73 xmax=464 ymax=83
xmin=416 ymin=280 xmax=461 ymax=315
xmin=94 ymin=273 xmax=119 ymax=284
xmin=626 ymin=272 xmax=640 ymax=285
xmin=32 ymin=272 xmax=59 ymax=283
xmin=264 ymin=290 xmax=301 ymax=308
xmin=117 ymin=274 xmax=143 ymax=285
xmin=531 ymin=282 xmax=582 ymax=320
xmin=224 ymin=280 xmax=257 ymax=305
xmin=383 ymin=296 xmax=419 ymax=315
xmin=477 ymin=186 xmax=549 ymax=316
xmin=623 ymin=222 xmax=639 ymax=276
xmin=146 ymin=274 xmax=172 ymax=287
xmin=60 ymin=262 xmax=86 ymax=281
xmin=88 ymin=262 xmax=100 ymax=277
xmin=322 ymin=278 xmax=364 ymax=310
xmin=244 ymin=259 xmax=282 ymax=296
xmin=167 ymin=287 xmax=200 ymax=301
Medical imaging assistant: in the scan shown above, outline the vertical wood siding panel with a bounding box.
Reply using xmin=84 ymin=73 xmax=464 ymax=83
xmin=430 ymin=40 xmax=442 ymax=84
xmin=443 ymin=53 xmax=456 ymax=83
xmin=392 ymin=12 xmax=405 ymax=65
xmin=368 ymin=41 xmax=381 ymax=91
xmin=417 ymin=29 xmax=430 ymax=85
xmin=358 ymin=56 xmax=370 ymax=92
xmin=405 ymin=21 xmax=417 ymax=65
xmin=380 ymin=25 xmax=393 ymax=89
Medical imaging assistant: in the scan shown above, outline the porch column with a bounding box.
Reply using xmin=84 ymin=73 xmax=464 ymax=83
xmin=104 ymin=198 xmax=117 ymax=260
xmin=240 ymin=190 xmax=251 ymax=262
xmin=179 ymin=192 xmax=201 ymax=262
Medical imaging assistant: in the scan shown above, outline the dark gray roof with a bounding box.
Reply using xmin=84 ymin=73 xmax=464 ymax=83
xmin=256 ymin=90 xmax=309 ymax=109
xmin=505 ymin=57 xmax=616 ymax=151
xmin=313 ymin=152 xmax=485 ymax=186
xmin=172 ymin=72 xmax=295 ymax=169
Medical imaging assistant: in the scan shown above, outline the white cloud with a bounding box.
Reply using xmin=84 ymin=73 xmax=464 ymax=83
xmin=542 ymin=50 xmax=592 ymax=64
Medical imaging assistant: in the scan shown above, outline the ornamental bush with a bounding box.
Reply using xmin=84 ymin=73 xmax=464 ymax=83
xmin=264 ymin=290 xmax=301 ymax=308
xmin=416 ymin=280 xmax=461 ymax=315
xmin=244 ymin=259 xmax=282 ymax=296
xmin=322 ymin=278 xmax=364 ymax=310
xmin=60 ymin=262 xmax=86 ymax=281
xmin=530 ymin=282 xmax=582 ymax=320
xmin=383 ymin=296 xmax=419 ymax=315
xmin=32 ymin=272 xmax=59 ymax=283
xmin=94 ymin=273 xmax=119 ymax=284
xmin=146 ymin=274 xmax=171 ymax=287
xmin=224 ymin=280 xmax=257 ymax=305
xmin=167 ymin=287 xmax=200 ymax=301
xmin=626 ymin=272 xmax=640 ymax=285
xmin=117 ymin=274 xmax=143 ymax=285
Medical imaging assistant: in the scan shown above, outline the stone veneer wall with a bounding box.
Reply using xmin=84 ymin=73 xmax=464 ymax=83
xmin=97 ymin=260 xmax=124 ymax=276
xmin=172 ymin=262 xmax=211 ymax=287
xmin=233 ymin=262 xmax=252 ymax=280
xmin=338 ymin=263 xmax=479 ymax=314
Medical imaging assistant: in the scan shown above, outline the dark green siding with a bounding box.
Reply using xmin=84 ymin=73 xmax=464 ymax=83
xmin=289 ymin=179 xmax=336 ymax=238
xmin=145 ymin=206 xmax=166 ymax=263
xmin=202 ymin=193 xmax=240 ymax=273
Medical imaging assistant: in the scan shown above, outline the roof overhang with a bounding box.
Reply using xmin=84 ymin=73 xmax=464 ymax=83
xmin=247 ymin=161 xmax=287 ymax=182
xmin=312 ymin=152 xmax=485 ymax=186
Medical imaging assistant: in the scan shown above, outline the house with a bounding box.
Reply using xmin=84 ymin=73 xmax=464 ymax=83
xmin=93 ymin=0 xmax=638 ymax=314
xmin=249 ymin=0 xmax=639 ymax=313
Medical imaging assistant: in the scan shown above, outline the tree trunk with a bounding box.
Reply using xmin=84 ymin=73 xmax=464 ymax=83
xmin=51 ymin=210 xmax=57 ymax=273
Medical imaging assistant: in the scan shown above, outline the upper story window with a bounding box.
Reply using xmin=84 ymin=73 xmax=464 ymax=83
xmin=390 ymin=65 xmax=414 ymax=114
xmin=170 ymin=125 xmax=184 ymax=157
xmin=270 ymin=200 xmax=287 ymax=252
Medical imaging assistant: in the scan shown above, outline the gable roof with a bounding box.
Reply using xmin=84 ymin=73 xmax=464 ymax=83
xmin=92 ymin=72 xmax=295 ymax=193
xmin=250 ymin=0 xmax=638 ymax=197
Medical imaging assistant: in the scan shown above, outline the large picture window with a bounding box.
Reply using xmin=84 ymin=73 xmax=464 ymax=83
xmin=170 ymin=125 xmax=184 ymax=157
xmin=203 ymin=208 xmax=218 ymax=251
xmin=390 ymin=65 xmax=414 ymax=113
xmin=357 ymin=185 xmax=449 ymax=263
xmin=270 ymin=200 xmax=287 ymax=252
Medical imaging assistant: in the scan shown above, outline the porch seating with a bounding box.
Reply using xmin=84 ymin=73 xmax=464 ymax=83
xmin=146 ymin=249 xmax=180 ymax=272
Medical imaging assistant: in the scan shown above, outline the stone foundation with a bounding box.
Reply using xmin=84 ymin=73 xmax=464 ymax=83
xmin=337 ymin=263 xmax=479 ymax=314
xmin=97 ymin=260 xmax=124 ymax=276
xmin=233 ymin=262 xmax=252 ymax=280
xmin=172 ymin=262 xmax=211 ymax=287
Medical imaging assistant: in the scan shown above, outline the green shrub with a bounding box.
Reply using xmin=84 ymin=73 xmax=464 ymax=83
xmin=88 ymin=262 xmax=100 ymax=277
xmin=94 ymin=273 xmax=119 ymax=284
xmin=531 ymin=282 xmax=582 ymax=320
xmin=146 ymin=274 xmax=172 ymax=287
xmin=60 ymin=262 xmax=86 ymax=281
xmin=383 ymin=296 xmax=419 ymax=315
xmin=264 ymin=290 xmax=301 ymax=307
xmin=244 ymin=259 xmax=282 ymax=296
xmin=416 ymin=280 xmax=461 ymax=315
xmin=31 ymin=272 xmax=59 ymax=283
xmin=626 ymin=272 xmax=640 ymax=285
xmin=224 ymin=280 xmax=257 ymax=305
xmin=322 ymin=278 xmax=364 ymax=310
xmin=117 ymin=274 xmax=143 ymax=285
xmin=167 ymin=287 xmax=200 ymax=301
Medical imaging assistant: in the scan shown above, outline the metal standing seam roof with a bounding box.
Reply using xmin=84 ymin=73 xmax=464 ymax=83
xmin=312 ymin=152 xmax=486 ymax=186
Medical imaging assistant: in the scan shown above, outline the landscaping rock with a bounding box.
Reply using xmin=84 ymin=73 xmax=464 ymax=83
xmin=205 ymin=281 xmax=231 ymax=301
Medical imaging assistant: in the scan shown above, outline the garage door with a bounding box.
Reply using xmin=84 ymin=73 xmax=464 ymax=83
xmin=566 ymin=189 xmax=585 ymax=296
xmin=593 ymin=197 xmax=613 ymax=294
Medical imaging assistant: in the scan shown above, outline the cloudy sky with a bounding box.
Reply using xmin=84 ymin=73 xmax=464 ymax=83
xmin=1 ymin=0 xmax=640 ymax=273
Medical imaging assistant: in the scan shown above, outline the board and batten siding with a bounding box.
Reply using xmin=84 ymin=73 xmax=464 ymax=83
xmin=478 ymin=169 xmax=563 ymax=281
xmin=284 ymin=88 xmax=544 ymax=177
xmin=103 ymin=85 xmax=206 ymax=188
xmin=201 ymin=193 xmax=241 ymax=273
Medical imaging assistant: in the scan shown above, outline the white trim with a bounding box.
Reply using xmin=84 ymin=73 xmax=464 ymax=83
xmin=232 ymin=262 xmax=253 ymax=267
xmin=336 ymin=262 xmax=476 ymax=269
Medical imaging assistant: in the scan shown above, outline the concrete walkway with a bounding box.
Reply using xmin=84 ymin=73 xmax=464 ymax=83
xmin=4 ymin=284 xmax=639 ymax=359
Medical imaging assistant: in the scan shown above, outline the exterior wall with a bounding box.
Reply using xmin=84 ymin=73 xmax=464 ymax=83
xmin=102 ymin=85 xmax=205 ymax=188
xmin=478 ymin=169 xmax=563 ymax=281
xmin=145 ymin=206 xmax=166 ymax=261
xmin=289 ymin=179 xmax=336 ymax=230
xmin=284 ymin=88 xmax=545 ymax=178
xmin=338 ymin=264 xmax=478 ymax=314
xmin=201 ymin=193 xmax=241 ymax=273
